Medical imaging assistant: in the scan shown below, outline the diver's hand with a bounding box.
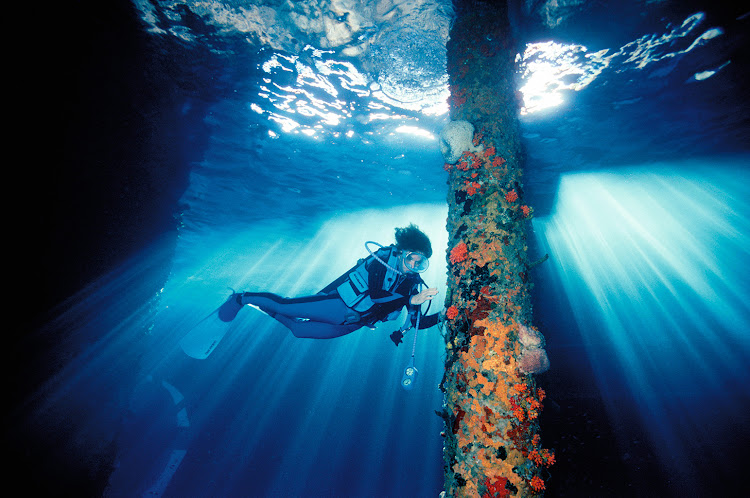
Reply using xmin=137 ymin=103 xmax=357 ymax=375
xmin=411 ymin=287 xmax=439 ymax=305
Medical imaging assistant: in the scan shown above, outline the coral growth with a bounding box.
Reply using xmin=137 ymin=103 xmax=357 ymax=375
xmin=517 ymin=324 xmax=549 ymax=374
xmin=440 ymin=3 xmax=552 ymax=495
xmin=529 ymin=476 xmax=545 ymax=492
xmin=519 ymin=348 xmax=550 ymax=375
xmin=449 ymin=242 xmax=469 ymax=264
xmin=440 ymin=120 xmax=484 ymax=164
xmin=518 ymin=324 xmax=543 ymax=349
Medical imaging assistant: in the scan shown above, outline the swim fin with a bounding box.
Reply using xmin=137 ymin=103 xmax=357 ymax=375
xmin=218 ymin=292 xmax=244 ymax=322
xmin=179 ymin=306 xmax=230 ymax=359
xmin=180 ymin=291 xmax=245 ymax=359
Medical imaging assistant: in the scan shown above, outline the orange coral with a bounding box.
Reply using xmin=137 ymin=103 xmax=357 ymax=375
xmin=449 ymin=242 xmax=469 ymax=264
xmin=473 ymin=336 xmax=488 ymax=358
xmin=527 ymin=397 xmax=542 ymax=411
xmin=542 ymin=449 xmax=555 ymax=467
xmin=443 ymin=12 xmax=548 ymax=494
xmin=529 ymin=476 xmax=545 ymax=492
xmin=446 ymin=306 xmax=459 ymax=320
xmin=473 ymin=238 xmax=504 ymax=268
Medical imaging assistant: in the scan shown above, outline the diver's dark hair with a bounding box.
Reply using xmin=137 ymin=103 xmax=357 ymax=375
xmin=394 ymin=224 xmax=432 ymax=258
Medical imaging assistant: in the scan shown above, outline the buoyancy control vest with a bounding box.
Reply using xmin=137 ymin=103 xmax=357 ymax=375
xmin=336 ymin=245 xmax=408 ymax=313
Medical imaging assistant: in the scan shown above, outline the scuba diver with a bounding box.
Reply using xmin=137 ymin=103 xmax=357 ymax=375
xmin=218 ymin=224 xmax=442 ymax=342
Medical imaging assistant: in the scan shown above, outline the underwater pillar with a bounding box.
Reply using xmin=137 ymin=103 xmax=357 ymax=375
xmin=439 ymin=2 xmax=553 ymax=496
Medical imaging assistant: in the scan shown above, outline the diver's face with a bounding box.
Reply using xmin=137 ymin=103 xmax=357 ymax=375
xmin=401 ymin=251 xmax=428 ymax=273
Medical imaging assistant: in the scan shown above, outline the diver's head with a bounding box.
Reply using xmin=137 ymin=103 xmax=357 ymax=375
xmin=395 ymin=224 xmax=432 ymax=273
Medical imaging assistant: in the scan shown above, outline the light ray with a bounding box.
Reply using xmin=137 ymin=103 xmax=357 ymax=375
xmin=533 ymin=159 xmax=750 ymax=489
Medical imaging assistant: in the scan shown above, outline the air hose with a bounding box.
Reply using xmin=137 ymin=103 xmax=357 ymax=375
xmin=401 ymin=283 xmax=431 ymax=391
xmin=364 ymin=241 xmax=427 ymax=390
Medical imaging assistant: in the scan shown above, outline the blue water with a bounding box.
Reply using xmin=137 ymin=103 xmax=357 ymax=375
xmin=13 ymin=1 xmax=750 ymax=496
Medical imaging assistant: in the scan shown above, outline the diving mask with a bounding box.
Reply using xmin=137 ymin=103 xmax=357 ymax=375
xmin=402 ymin=251 xmax=429 ymax=273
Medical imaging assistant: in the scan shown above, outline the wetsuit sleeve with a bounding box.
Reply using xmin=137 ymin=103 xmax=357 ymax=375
xmin=406 ymin=278 xmax=440 ymax=329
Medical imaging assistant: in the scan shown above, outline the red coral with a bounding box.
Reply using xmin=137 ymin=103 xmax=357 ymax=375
xmin=482 ymin=477 xmax=510 ymax=498
xmin=451 ymin=88 xmax=468 ymax=107
xmin=468 ymin=295 xmax=493 ymax=322
xmin=529 ymin=476 xmax=545 ymax=492
xmin=483 ymin=145 xmax=496 ymax=158
xmin=505 ymin=190 xmax=518 ymax=203
xmin=521 ymin=205 xmax=530 ymax=217
xmin=542 ymin=449 xmax=556 ymax=467
xmin=452 ymin=408 xmax=466 ymax=434
xmin=446 ymin=306 xmax=459 ymax=320
xmin=449 ymin=242 xmax=469 ymax=264
xmin=529 ymin=449 xmax=544 ymax=466
xmin=492 ymin=156 xmax=506 ymax=168
xmin=456 ymin=151 xmax=475 ymax=171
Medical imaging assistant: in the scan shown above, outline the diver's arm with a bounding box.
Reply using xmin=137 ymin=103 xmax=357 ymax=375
xmin=407 ymin=286 xmax=442 ymax=329
xmin=410 ymin=287 xmax=438 ymax=305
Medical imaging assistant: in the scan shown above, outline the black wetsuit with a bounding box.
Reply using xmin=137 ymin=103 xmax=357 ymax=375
xmin=240 ymin=248 xmax=439 ymax=339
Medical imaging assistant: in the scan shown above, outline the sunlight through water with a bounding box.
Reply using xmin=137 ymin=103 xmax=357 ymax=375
xmin=116 ymin=204 xmax=451 ymax=495
xmin=517 ymin=12 xmax=727 ymax=115
xmin=533 ymin=159 xmax=750 ymax=485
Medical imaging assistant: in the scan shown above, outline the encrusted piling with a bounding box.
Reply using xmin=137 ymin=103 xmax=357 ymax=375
xmin=439 ymin=2 xmax=553 ymax=496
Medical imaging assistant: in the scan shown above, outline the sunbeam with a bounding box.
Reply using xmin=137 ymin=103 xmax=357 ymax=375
xmin=533 ymin=159 xmax=750 ymax=489
xmin=102 ymin=204 xmax=449 ymax=495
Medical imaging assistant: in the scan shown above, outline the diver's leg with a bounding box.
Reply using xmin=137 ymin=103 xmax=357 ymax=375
xmin=271 ymin=313 xmax=360 ymax=339
xmin=239 ymin=292 xmax=353 ymax=325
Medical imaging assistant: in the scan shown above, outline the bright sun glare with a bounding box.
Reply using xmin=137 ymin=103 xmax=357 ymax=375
xmin=517 ymin=41 xmax=600 ymax=115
